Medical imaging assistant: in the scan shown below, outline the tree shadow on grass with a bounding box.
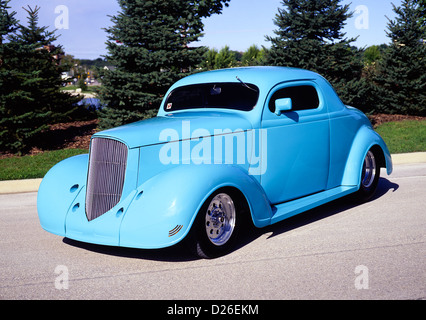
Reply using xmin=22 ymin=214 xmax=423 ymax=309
xmin=33 ymin=120 xmax=97 ymax=151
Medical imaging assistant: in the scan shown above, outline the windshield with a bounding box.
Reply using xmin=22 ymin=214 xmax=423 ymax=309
xmin=164 ymin=82 xmax=259 ymax=112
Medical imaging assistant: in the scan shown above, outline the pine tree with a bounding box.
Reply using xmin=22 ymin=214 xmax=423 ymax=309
xmin=0 ymin=1 xmax=38 ymax=152
xmin=98 ymin=0 xmax=230 ymax=130
xmin=0 ymin=5 xmax=80 ymax=153
xmin=375 ymin=0 xmax=426 ymax=116
xmin=266 ymin=0 xmax=367 ymax=110
xmin=0 ymin=0 xmax=16 ymax=44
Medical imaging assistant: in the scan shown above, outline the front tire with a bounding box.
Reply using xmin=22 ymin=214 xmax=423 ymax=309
xmin=189 ymin=189 xmax=243 ymax=259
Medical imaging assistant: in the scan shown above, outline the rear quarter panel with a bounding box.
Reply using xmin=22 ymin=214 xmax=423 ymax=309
xmin=328 ymin=107 xmax=392 ymax=189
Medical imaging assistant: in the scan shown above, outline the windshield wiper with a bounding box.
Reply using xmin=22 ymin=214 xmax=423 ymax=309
xmin=236 ymin=76 xmax=258 ymax=93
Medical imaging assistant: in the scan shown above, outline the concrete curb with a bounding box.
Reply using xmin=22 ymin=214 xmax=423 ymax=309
xmin=391 ymin=152 xmax=426 ymax=165
xmin=0 ymin=178 xmax=42 ymax=195
xmin=0 ymin=152 xmax=425 ymax=195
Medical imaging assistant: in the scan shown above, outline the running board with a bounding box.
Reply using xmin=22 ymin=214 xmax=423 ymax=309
xmin=270 ymin=186 xmax=358 ymax=224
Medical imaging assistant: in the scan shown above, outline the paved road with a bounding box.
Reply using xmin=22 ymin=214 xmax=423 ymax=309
xmin=1 ymin=163 xmax=425 ymax=300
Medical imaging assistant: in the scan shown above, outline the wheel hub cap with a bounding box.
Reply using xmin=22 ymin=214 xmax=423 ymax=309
xmin=205 ymin=193 xmax=236 ymax=246
xmin=361 ymin=151 xmax=376 ymax=188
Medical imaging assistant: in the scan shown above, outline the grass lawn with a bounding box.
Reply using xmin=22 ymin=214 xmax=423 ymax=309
xmin=0 ymin=119 xmax=425 ymax=181
xmin=0 ymin=149 xmax=88 ymax=181
xmin=375 ymin=120 xmax=426 ymax=154
xmin=61 ymin=85 xmax=100 ymax=94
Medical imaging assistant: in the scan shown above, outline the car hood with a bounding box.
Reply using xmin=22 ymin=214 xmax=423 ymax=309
xmin=94 ymin=111 xmax=253 ymax=149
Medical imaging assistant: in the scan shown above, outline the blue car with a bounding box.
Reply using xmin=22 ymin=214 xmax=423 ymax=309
xmin=37 ymin=67 xmax=393 ymax=258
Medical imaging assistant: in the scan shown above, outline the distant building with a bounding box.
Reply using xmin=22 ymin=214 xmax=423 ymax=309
xmin=103 ymin=65 xmax=116 ymax=71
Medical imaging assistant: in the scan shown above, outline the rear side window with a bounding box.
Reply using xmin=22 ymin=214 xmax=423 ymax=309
xmin=269 ymin=85 xmax=320 ymax=113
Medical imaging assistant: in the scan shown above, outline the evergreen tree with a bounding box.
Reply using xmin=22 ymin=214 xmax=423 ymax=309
xmin=0 ymin=1 xmax=38 ymax=152
xmin=0 ymin=5 xmax=80 ymax=153
xmin=375 ymin=0 xmax=426 ymax=115
xmin=98 ymin=0 xmax=230 ymax=130
xmin=0 ymin=0 xmax=16 ymax=44
xmin=266 ymin=0 xmax=367 ymax=110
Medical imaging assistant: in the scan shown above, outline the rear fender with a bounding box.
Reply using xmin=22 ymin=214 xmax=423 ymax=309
xmin=341 ymin=126 xmax=393 ymax=187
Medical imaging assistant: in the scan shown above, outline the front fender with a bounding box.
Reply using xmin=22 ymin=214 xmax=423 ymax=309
xmin=119 ymin=164 xmax=272 ymax=249
xmin=341 ymin=125 xmax=393 ymax=187
xmin=37 ymin=154 xmax=88 ymax=236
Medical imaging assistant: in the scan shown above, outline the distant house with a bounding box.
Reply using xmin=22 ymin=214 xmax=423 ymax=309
xmin=61 ymin=72 xmax=71 ymax=81
xmin=103 ymin=66 xmax=116 ymax=71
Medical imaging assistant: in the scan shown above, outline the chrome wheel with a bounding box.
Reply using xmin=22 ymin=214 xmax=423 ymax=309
xmin=205 ymin=193 xmax=236 ymax=246
xmin=361 ymin=151 xmax=376 ymax=188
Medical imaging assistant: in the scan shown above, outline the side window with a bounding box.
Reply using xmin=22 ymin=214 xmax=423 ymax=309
xmin=268 ymin=85 xmax=320 ymax=113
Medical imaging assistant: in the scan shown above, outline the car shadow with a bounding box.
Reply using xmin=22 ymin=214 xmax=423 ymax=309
xmin=235 ymin=177 xmax=399 ymax=249
xmin=63 ymin=237 xmax=197 ymax=262
xmin=63 ymin=177 xmax=399 ymax=262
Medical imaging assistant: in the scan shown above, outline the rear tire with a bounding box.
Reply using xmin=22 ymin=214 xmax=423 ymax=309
xmin=354 ymin=149 xmax=380 ymax=202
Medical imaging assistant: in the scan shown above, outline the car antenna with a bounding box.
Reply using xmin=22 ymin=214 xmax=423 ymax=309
xmin=236 ymin=76 xmax=258 ymax=92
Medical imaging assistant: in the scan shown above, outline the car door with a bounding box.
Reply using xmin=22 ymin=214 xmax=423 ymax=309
xmin=260 ymin=81 xmax=330 ymax=204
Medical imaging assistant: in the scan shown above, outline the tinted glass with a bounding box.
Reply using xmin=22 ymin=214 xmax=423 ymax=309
xmin=269 ymin=85 xmax=320 ymax=112
xmin=164 ymin=83 xmax=259 ymax=112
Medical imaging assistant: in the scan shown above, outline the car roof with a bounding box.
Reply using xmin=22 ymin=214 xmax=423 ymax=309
xmin=158 ymin=66 xmax=336 ymax=122
xmin=171 ymin=66 xmax=320 ymax=91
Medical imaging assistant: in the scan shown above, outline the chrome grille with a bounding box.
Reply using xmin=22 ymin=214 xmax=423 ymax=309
xmin=85 ymin=138 xmax=128 ymax=221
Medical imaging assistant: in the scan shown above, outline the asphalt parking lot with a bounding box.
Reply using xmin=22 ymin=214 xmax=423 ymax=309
xmin=0 ymin=163 xmax=425 ymax=300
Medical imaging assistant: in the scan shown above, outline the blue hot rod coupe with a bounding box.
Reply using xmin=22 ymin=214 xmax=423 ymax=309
xmin=37 ymin=67 xmax=393 ymax=258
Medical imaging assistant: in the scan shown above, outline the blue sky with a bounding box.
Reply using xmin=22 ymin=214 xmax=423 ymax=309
xmin=9 ymin=0 xmax=402 ymax=59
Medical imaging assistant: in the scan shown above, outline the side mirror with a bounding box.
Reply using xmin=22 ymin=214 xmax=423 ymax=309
xmin=274 ymin=98 xmax=292 ymax=115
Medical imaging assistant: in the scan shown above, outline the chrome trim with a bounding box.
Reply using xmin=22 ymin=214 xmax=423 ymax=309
xmin=85 ymin=138 xmax=128 ymax=221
